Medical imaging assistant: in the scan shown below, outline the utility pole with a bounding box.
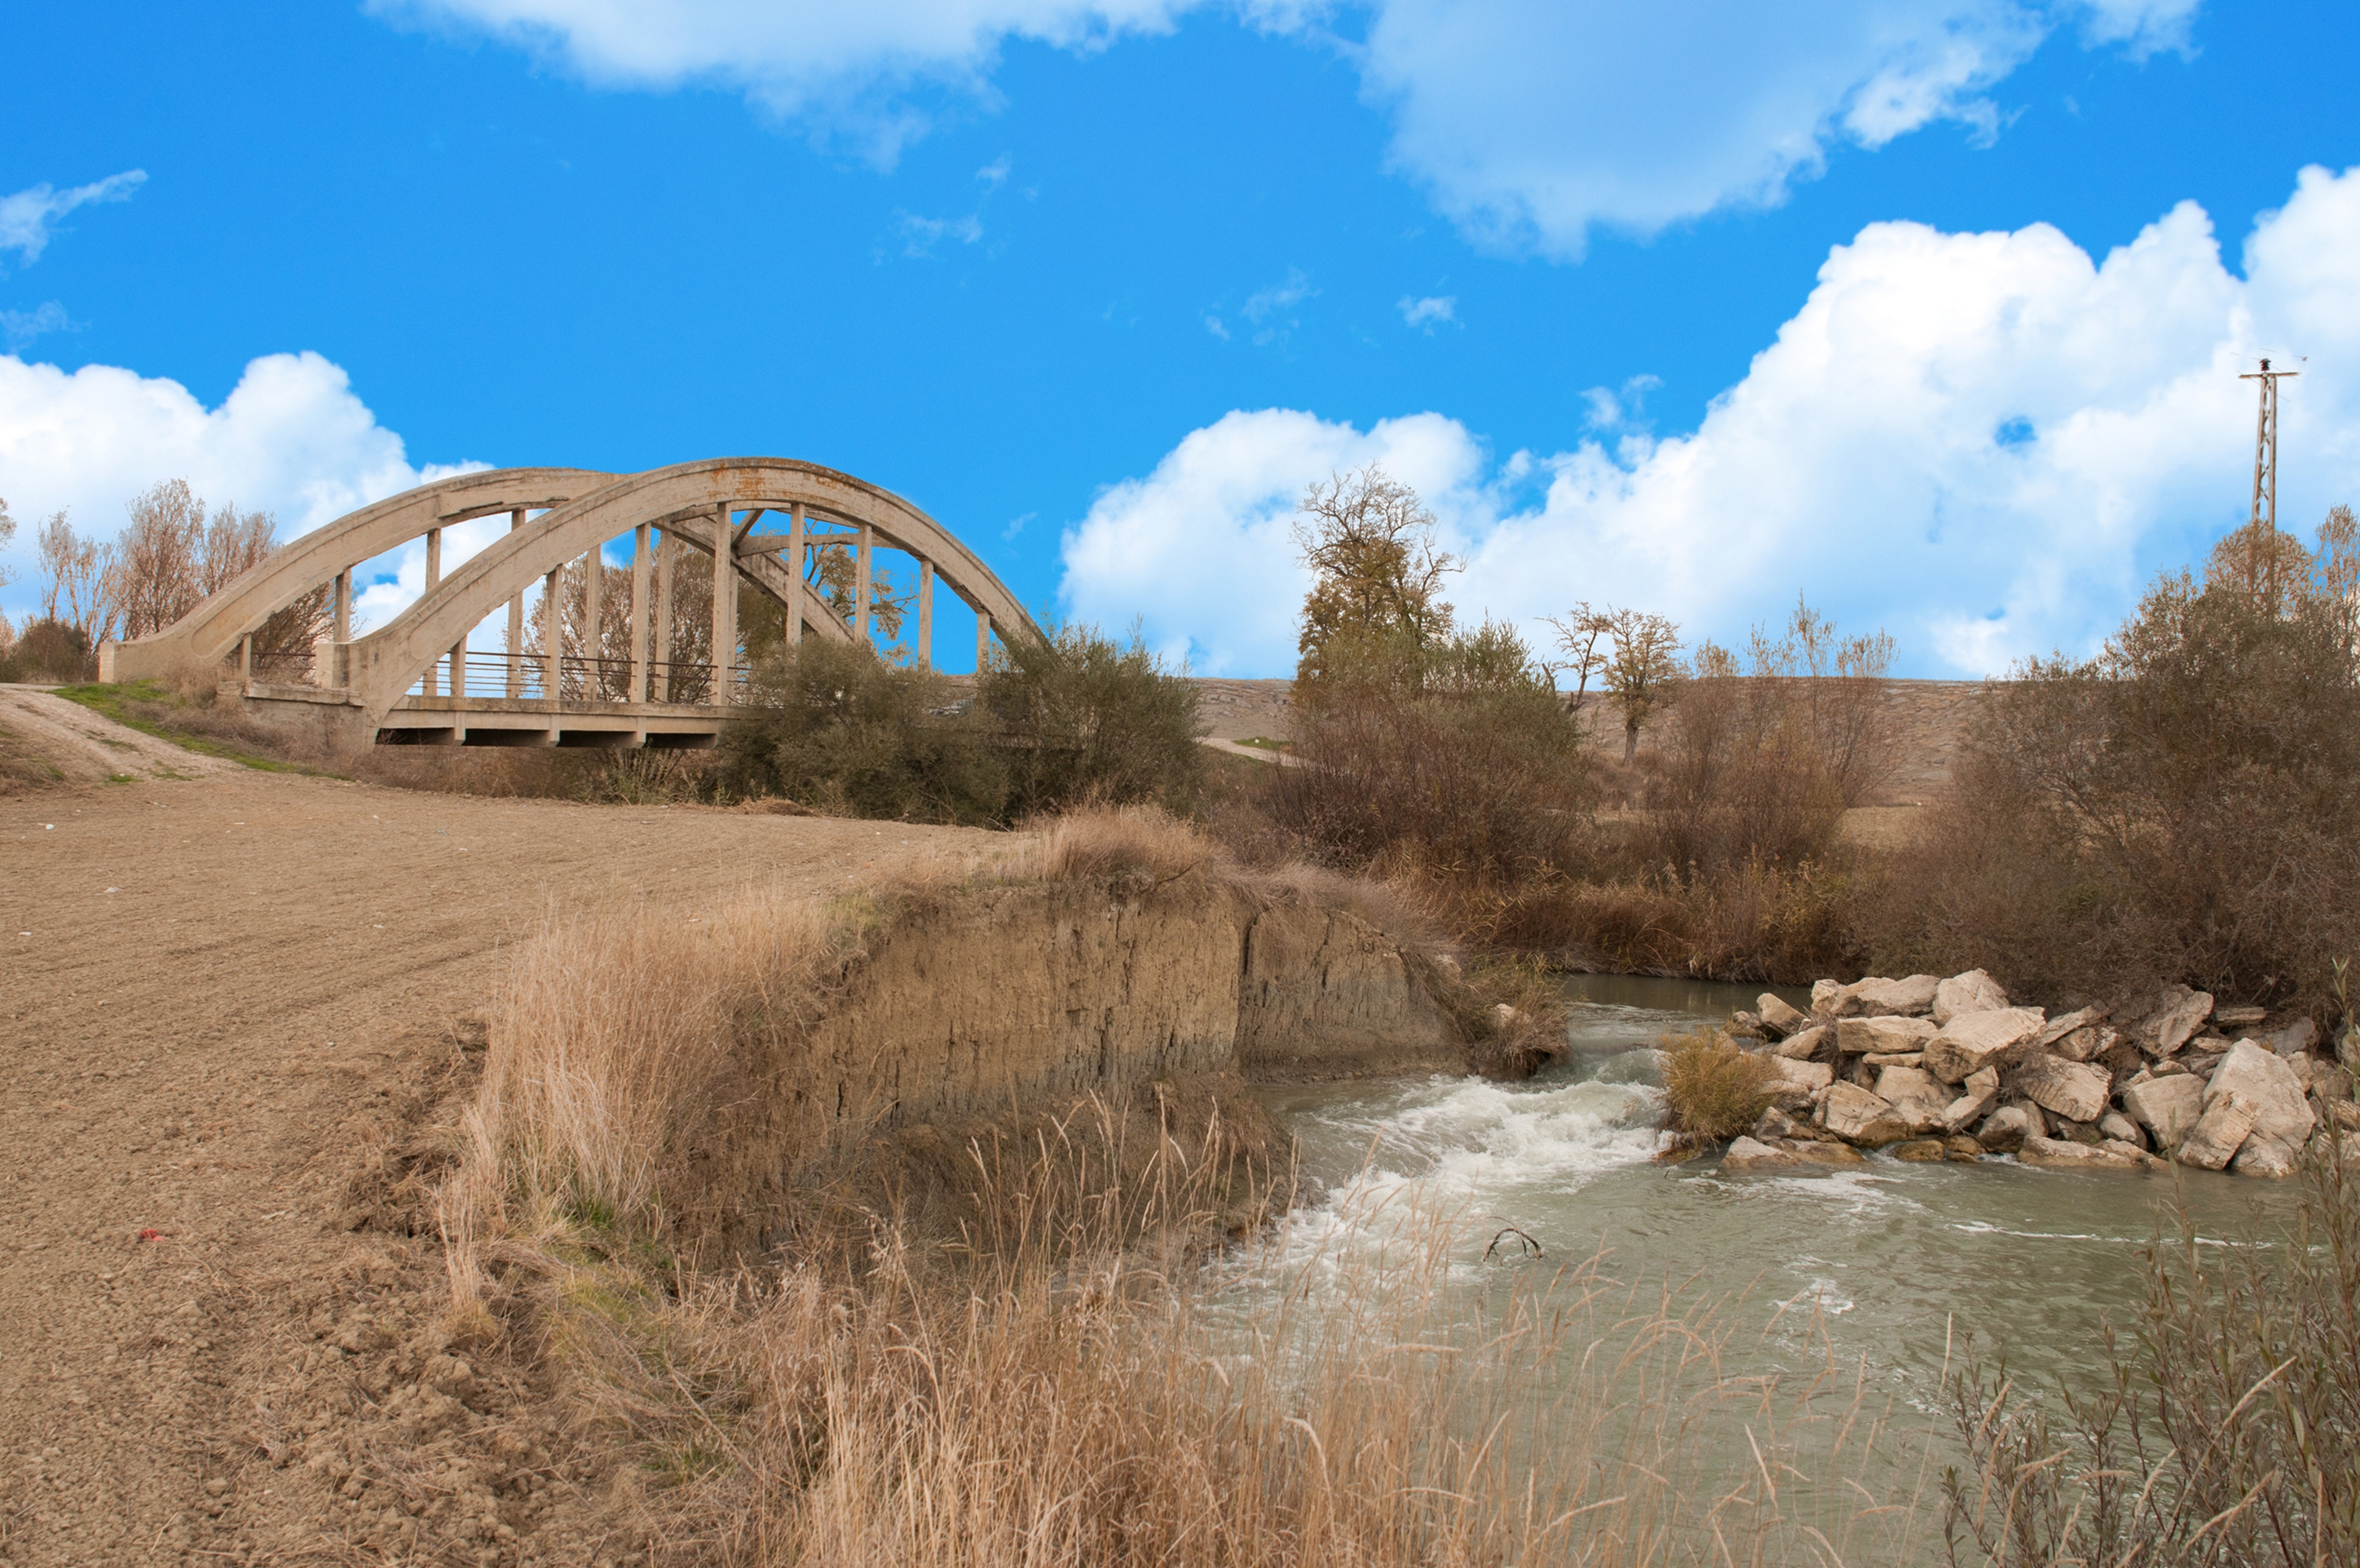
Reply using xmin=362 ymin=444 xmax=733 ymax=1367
xmin=2239 ymin=356 xmax=2299 ymax=597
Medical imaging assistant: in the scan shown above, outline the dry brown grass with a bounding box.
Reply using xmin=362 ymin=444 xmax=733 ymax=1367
xmin=1030 ymin=801 xmax=1215 ymax=883
xmin=1658 ymin=1028 xmax=1780 ymax=1142
xmin=430 ymin=865 xmax=1945 ymax=1566
xmin=439 ymin=888 xmax=855 ymax=1310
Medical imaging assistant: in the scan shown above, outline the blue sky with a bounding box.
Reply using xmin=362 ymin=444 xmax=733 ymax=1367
xmin=6 ymin=1 xmax=2360 ymax=675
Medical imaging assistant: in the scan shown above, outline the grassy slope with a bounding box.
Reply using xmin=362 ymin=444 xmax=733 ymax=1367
xmin=50 ymin=680 xmax=325 ymax=774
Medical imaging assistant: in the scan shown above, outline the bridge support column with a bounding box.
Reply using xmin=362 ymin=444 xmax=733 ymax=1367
xmin=787 ymin=503 xmax=805 ymax=646
xmin=855 ymin=523 xmax=872 ymax=645
xmin=542 ymin=566 xmax=560 ymax=701
xmin=330 ymin=570 xmax=352 ymax=687
xmin=655 ymin=531 xmax=675 ymax=700
xmin=977 ymin=610 xmax=992 ymax=673
xmin=582 ymin=548 xmax=602 ymax=700
xmin=423 ymin=529 xmax=442 ymax=695
xmin=631 ymin=523 xmax=651 ymax=703
xmin=506 ymin=508 xmax=526 ymax=697
xmin=917 ymin=558 xmax=933 ymax=668
xmin=711 ymin=504 xmax=735 ymax=706
xmin=239 ymin=633 xmax=252 ymax=686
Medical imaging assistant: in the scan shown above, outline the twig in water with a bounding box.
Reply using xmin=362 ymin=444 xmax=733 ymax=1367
xmin=1485 ymin=1226 xmax=1544 ymax=1261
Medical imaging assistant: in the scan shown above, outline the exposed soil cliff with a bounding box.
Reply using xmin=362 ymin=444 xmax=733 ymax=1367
xmin=678 ymin=872 xmax=1471 ymax=1257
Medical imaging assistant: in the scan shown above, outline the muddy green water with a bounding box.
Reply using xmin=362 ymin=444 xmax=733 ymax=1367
xmin=1252 ymin=972 xmax=2304 ymax=1421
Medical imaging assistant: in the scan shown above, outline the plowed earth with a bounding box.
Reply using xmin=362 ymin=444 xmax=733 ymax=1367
xmin=2 ymin=758 xmax=1008 ymax=1567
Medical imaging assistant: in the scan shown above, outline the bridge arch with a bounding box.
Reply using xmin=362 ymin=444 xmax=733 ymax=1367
xmin=101 ymin=467 xmax=620 ymax=682
xmin=346 ymin=457 xmax=1038 ymax=729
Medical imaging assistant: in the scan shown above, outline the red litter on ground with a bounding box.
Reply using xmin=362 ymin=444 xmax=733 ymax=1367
xmin=139 ymin=1228 xmax=166 ymax=1242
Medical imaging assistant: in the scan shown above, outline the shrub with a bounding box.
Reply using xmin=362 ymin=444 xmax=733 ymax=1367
xmin=1644 ymin=599 xmax=1894 ymax=874
xmin=1872 ymin=517 xmax=2360 ymax=1017
xmin=0 ymin=617 xmax=94 ymax=683
xmin=719 ymin=637 xmax=1007 ymax=822
xmin=1442 ymin=954 xmax=1569 ymax=1078
xmin=1658 ymin=1028 xmax=1777 ymax=1141
xmin=1269 ymin=621 xmax=1595 ymax=884
xmin=980 ymin=619 xmax=1203 ymax=817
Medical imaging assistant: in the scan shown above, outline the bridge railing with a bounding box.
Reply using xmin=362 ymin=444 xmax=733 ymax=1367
xmin=399 ymin=651 xmax=757 ymax=707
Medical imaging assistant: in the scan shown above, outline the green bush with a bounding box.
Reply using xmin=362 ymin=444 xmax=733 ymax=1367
xmin=718 ymin=638 xmax=1006 ymax=823
xmin=979 ymin=620 xmax=1203 ymax=817
xmin=0 ymin=618 xmax=95 ymax=684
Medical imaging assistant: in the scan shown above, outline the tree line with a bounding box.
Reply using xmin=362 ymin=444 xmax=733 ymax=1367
xmin=0 ymin=481 xmax=328 ymax=682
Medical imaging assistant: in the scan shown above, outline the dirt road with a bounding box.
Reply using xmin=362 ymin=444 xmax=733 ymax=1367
xmin=2 ymin=764 xmax=1012 ymax=1566
xmin=0 ymin=687 xmax=240 ymax=786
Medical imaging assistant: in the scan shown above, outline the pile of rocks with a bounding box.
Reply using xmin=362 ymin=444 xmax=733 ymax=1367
xmin=1714 ymin=970 xmax=2360 ymax=1177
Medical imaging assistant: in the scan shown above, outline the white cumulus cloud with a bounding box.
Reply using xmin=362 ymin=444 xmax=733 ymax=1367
xmin=1334 ymin=0 xmax=2198 ymax=257
xmin=1060 ymin=165 xmax=2360 ymax=680
xmin=371 ymin=0 xmax=1189 ymax=162
xmin=368 ymin=2 xmax=2200 ymax=250
xmin=0 ymin=350 xmax=486 ymax=627
xmin=0 ymin=170 xmax=147 ymax=269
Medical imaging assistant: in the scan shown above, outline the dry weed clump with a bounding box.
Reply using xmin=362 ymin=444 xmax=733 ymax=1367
xmin=439 ymin=888 xmax=852 ymax=1310
xmin=1032 ymin=801 xmax=1214 ymax=883
xmin=1658 ymin=1028 xmax=1779 ymax=1143
xmin=1944 ymin=1127 xmax=2360 ymax=1566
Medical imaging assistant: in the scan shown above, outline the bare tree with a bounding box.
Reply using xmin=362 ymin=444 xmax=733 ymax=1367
xmin=0 ymin=495 xmax=15 ymax=592
xmin=1596 ymin=607 xmax=1682 ymax=764
xmin=37 ymin=510 xmax=116 ymax=645
xmin=115 ymin=479 xmax=209 ymax=639
xmin=1543 ymin=602 xmax=1612 ymax=712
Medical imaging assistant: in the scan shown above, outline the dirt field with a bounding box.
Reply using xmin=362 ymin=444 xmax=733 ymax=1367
xmin=2 ymin=747 xmax=1014 ymax=1566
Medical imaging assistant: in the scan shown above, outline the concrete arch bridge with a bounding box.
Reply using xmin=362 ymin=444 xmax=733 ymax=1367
xmin=100 ymin=458 xmax=1039 ymax=750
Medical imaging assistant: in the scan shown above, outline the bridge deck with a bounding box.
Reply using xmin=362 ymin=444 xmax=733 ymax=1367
xmin=378 ymin=694 xmax=734 ymax=747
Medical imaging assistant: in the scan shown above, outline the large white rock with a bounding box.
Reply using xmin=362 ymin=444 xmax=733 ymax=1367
xmin=1873 ymin=1064 xmax=1951 ymax=1131
xmin=2014 ymin=1053 xmax=2113 ymax=1125
xmin=2121 ymin=1075 xmax=2206 ymax=1148
xmin=1852 ymin=975 xmax=1939 ymax=1017
xmin=2175 ymin=1103 xmax=2254 ymax=1170
xmin=1940 ymin=1067 xmax=2002 ymax=1133
xmin=1925 ymin=1006 xmax=2047 ymax=1084
xmin=1932 ymin=970 xmax=2009 ymax=1026
xmin=2020 ymin=1135 xmax=2156 ymax=1171
xmin=1768 ymin=1056 xmax=1833 ymax=1093
xmin=1836 ymin=1015 xmax=1941 ymax=1057
xmin=2036 ymin=1006 xmax=2108 ymax=1051
xmin=2098 ymin=1112 xmax=2144 ymax=1147
xmin=1771 ymin=1024 xmax=1829 ymax=1061
xmin=2231 ymin=1133 xmax=2298 ymax=1179
xmin=1822 ymin=1082 xmax=1912 ymax=1147
xmin=2140 ymin=984 xmax=2213 ymax=1055
xmin=1758 ymin=993 xmax=1806 ymax=1038
xmin=1722 ymin=1136 xmax=1802 ymax=1170
xmin=2203 ymin=1041 xmax=2316 ymax=1147
xmin=1811 ymin=979 xmax=1856 ymax=1018
xmin=1976 ymin=1104 xmax=2040 ymax=1152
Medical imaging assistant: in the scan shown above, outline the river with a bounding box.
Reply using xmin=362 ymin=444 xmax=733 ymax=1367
xmin=1235 ymin=974 xmax=2306 ymax=1555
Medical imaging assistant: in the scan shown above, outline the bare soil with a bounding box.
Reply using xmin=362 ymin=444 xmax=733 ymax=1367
xmin=2 ymin=759 xmax=1012 ymax=1566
